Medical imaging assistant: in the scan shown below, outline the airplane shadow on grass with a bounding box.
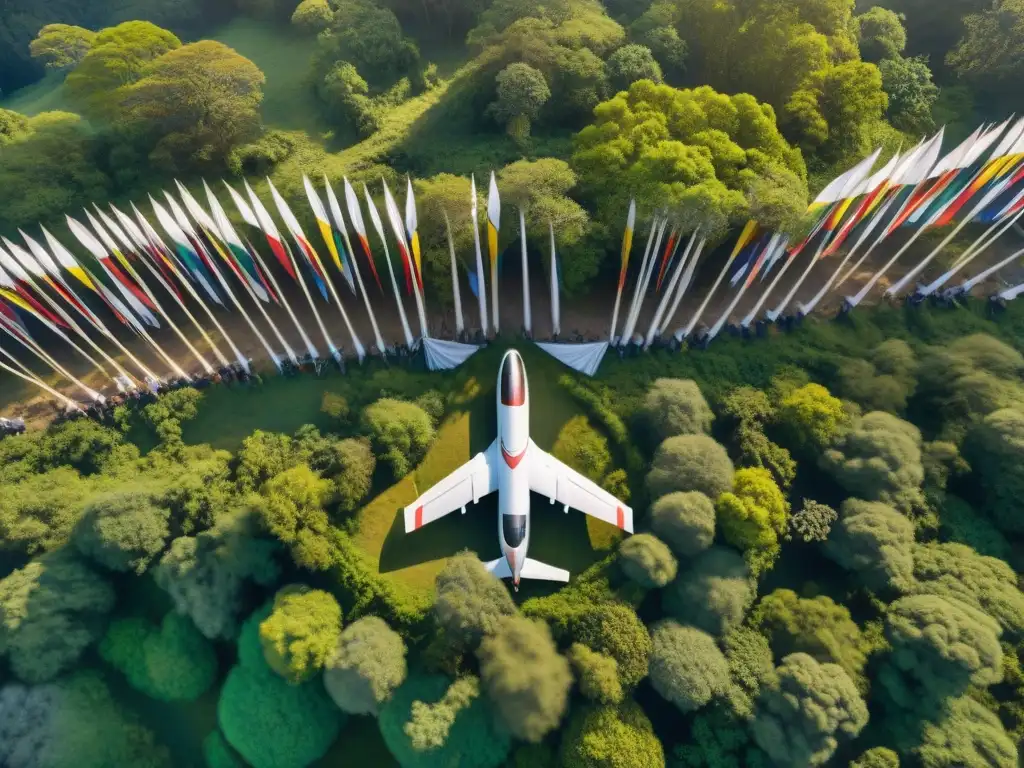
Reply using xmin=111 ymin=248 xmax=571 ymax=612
xmin=377 ymin=344 xmax=612 ymax=581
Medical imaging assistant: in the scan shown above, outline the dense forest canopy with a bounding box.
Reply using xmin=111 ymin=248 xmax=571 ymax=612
xmin=3 ymin=0 xmax=1024 ymax=766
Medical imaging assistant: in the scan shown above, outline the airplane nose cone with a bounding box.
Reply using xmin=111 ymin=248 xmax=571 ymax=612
xmin=500 ymin=350 xmax=526 ymax=406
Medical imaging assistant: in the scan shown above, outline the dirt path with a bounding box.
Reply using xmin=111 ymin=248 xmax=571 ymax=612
xmin=3 ymin=229 xmax=1024 ymax=427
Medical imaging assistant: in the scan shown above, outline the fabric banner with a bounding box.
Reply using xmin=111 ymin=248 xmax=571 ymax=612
xmin=423 ymin=338 xmax=482 ymax=371
xmin=534 ymin=341 xmax=609 ymax=377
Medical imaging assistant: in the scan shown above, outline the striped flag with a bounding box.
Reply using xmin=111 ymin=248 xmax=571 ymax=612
xmin=0 ymin=242 xmax=67 ymax=328
xmin=303 ymin=175 xmax=348 ymax=287
xmin=322 ymin=176 xmax=357 ymax=294
xmin=655 ymin=226 xmax=678 ymax=292
xmin=224 ymin=182 xmax=262 ymax=230
xmin=609 ymin=199 xmax=636 ymax=342
xmin=244 ymin=179 xmax=297 ymax=282
xmin=383 ymin=181 xmax=416 ymax=294
xmin=149 ymin=196 xmax=222 ymax=304
xmin=267 ymin=178 xmax=329 ymax=301
xmin=343 ymin=176 xmax=383 ymax=290
xmin=487 ymin=172 xmax=501 ymax=275
xmin=405 ymin=177 xmax=424 ymax=292
xmin=202 ymin=180 xmax=274 ymax=303
xmin=66 ymin=214 xmax=159 ymax=326
xmin=125 ymin=202 xmax=191 ymax=298
xmin=821 ymin=148 xmax=906 ymax=258
xmin=17 ymin=231 xmax=99 ymax=324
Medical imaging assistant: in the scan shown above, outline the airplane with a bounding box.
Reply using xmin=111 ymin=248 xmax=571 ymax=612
xmin=403 ymin=349 xmax=634 ymax=590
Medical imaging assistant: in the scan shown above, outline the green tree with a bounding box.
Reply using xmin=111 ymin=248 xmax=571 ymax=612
xmin=154 ymin=506 xmax=280 ymax=640
xmin=560 ymin=701 xmax=665 ymax=768
xmin=292 ymin=0 xmax=335 ymax=32
xmin=553 ymin=415 xmax=611 ymax=483
xmin=879 ymin=594 xmax=1003 ymax=712
xmin=851 ymin=747 xmax=900 ymax=768
xmin=0 ymin=108 xmax=29 ymax=147
xmin=312 ymin=0 xmax=420 ymax=87
xmin=118 ymin=41 xmax=266 ymax=173
xmin=649 ymin=621 xmax=729 ymax=713
xmin=822 ymin=411 xmax=925 ymax=514
xmin=649 ymin=491 xmax=716 ymax=558
xmin=825 ymin=499 xmax=915 ymax=594
xmin=0 ymin=467 xmax=96 ymax=556
xmin=321 ymin=438 xmax=375 ymax=514
xmin=786 ymin=499 xmax=837 ymax=543
xmin=572 ymin=81 xmax=807 ymax=236
xmin=639 ymin=378 xmax=713 ymax=442
xmin=568 ymin=643 xmax=623 ymax=704
xmin=777 ymin=383 xmax=850 ymax=456
xmin=433 ymin=552 xmax=516 ymax=649
xmin=606 ymin=44 xmax=663 ymax=90
xmin=204 ymin=730 xmax=246 ymax=768
xmin=487 ymin=62 xmax=551 ymax=140
xmin=964 ymin=408 xmax=1024 ymax=534
xmin=0 ymin=550 xmax=114 ymax=683
xmin=909 ymin=542 xmax=1024 ymax=635
xmin=477 ymin=615 xmax=572 ymax=742
xmin=646 ymin=434 xmax=734 ymax=500
xmin=880 ymin=55 xmax=937 ymax=134
xmin=319 ymin=61 xmax=379 ymax=137
xmin=258 ymin=465 xmax=335 ymax=571
xmin=715 ymin=467 xmax=789 ymax=575
xmin=259 ymin=584 xmax=342 ymax=683
xmin=236 ymin=430 xmax=301 ymax=491
xmin=0 ymin=672 xmax=171 ymax=767
xmin=751 ymin=653 xmax=868 ymax=767
xmin=218 ymin=604 xmax=341 ymax=768
xmin=663 ymin=546 xmax=754 ymax=636
xmin=362 ymin=398 xmax=436 ymax=479
xmin=720 ymin=386 xmax=797 ymax=489
xmin=73 ymin=490 xmax=171 ymax=574
xmin=856 ymin=7 xmax=908 ymax=62
xmin=948 ymin=0 xmax=1024 ymax=96
xmin=837 ymin=338 xmax=918 ymax=414
xmin=916 ymin=695 xmax=1018 ymax=767
xmin=619 ymin=533 xmax=677 ymax=587
xmin=324 ymin=616 xmax=407 ymax=715
xmin=29 ymin=24 xmax=97 ymax=71
xmin=65 ymin=21 xmax=182 ymax=119
xmin=722 ymin=626 xmax=777 ymax=717
xmin=101 ymin=612 xmax=216 ymax=702
xmin=749 ymin=589 xmax=873 ymax=684
xmin=379 ymin=673 xmax=511 ymax=768
xmin=573 ymin=602 xmax=652 ymax=688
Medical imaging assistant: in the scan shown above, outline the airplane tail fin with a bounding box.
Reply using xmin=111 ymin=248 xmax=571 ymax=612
xmin=483 ymin=557 xmax=569 ymax=583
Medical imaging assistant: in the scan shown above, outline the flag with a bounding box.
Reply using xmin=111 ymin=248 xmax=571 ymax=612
xmin=303 ymin=175 xmax=345 ymax=278
xmin=127 ymin=202 xmax=191 ymax=298
xmin=203 ymin=181 xmax=274 ymax=303
xmin=382 ymin=181 xmax=415 ymax=294
xmin=405 ymin=177 xmax=423 ymax=291
xmin=745 ymin=234 xmax=786 ymax=290
xmin=730 ymin=233 xmax=766 ymax=288
xmin=323 ymin=177 xmax=357 ymax=293
xmin=17 ymin=231 xmax=95 ymax=323
xmin=727 ymin=220 xmax=759 ymax=271
xmin=0 ymin=243 xmax=67 ymax=328
xmin=66 ymin=214 xmax=159 ymax=326
xmin=487 ymin=171 xmax=501 ymax=274
xmin=225 ymin=182 xmax=262 ymax=230
xmin=822 ymin=148 xmax=906 ymax=258
xmin=149 ymin=196 xmax=222 ymax=304
xmin=468 ymin=271 xmax=479 ymax=298
xmin=244 ymin=179 xmax=297 ymax=282
xmin=80 ymin=210 xmax=157 ymax=311
xmin=618 ymin=200 xmax=636 ymax=292
xmin=655 ymin=227 xmax=678 ymax=292
xmin=267 ymin=178 xmax=329 ymax=301
xmin=343 ymin=176 xmax=382 ymax=290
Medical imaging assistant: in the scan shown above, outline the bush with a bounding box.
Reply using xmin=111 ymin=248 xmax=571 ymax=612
xmin=320 ymin=392 xmax=350 ymax=424
xmin=639 ymin=378 xmax=713 ymax=442
xmin=324 ymin=616 xmax=407 ymax=715
xmin=649 ymin=621 xmax=730 ymax=714
xmin=259 ymin=585 xmax=342 ymax=683
xmin=258 ymin=465 xmax=335 ymax=571
xmin=825 ymin=499 xmax=915 ymax=594
xmin=663 ymin=547 xmax=754 ymax=636
xmin=568 ymin=643 xmax=623 ymax=704
xmin=553 ymin=415 xmax=612 ymax=484
xmin=786 ymin=500 xmax=837 ymax=543
xmin=963 ymin=408 xmax=1024 ymax=534
xmin=73 ymin=490 xmax=171 ymax=574
xmin=324 ymin=438 xmax=375 ymax=514
xmin=646 ymin=435 xmax=734 ymax=500
xmin=606 ymin=44 xmax=663 ymax=90
xmin=777 ymin=383 xmax=850 ymax=456
xmin=573 ymin=602 xmax=652 ymax=689
xmin=619 ymin=533 xmax=677 ymax=588
xmin=560 ymin=701 xmax=665 ymax=768
xmin=361 ymin=398 xmax=436 ymax=479
xmin=650 ymin=491 xmax=716 ymax=558
xmin=477 ymin=616 xmax=572 ymax=742
xmin=715 ymin=467 xmax=789 ymax=576
xmin=433 ymin=553 xmax=516 ymax=649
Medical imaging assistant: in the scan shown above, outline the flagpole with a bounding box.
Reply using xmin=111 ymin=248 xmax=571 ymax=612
xmin=549 ymin=221 xmax=560 ymax=337
xmin=364 ymin=184 xmax=414 ymax=348
xmin=0 ymin=319 xmax=103 ymax=402
xmin=520 ymin=208 xmax=532 ymax=336
xmin=488 ymin=172 xmax=501 ymax=336
xmin=622 ymin=217 xmax=666 ymax=346
xmin=619 ymin=215 xmax=659 ymax=346
xmin=610 ymin=201 xmax=636 ymax=343
xmin=286 ymin=237 xmax=343 ymax=363
xmin=470 ymin=175 xmax=488 ymax=336
xmin=325 ymin=177 xmax=386 ymax=354
xmin=444 ymin=211 xmax=465 ymax=337
xmin=661 ymin=235 xmax=706 ymax=335
xmin=0 ymin=347 xmax=84 ymax=412
xmin=382 ymin=181 xmax=428 ymax=340
xmin=244 ymin=237 xmax=316 ymax=360
xmin=709 ymin=236 xmax=782 ymax=340
xmin=645 ymin=230 xmax=696 ymax=349
xmin=766 ymin=235 xmax=833 ymax=320
xmin=678 ymin=221 xmax=756 ymax=339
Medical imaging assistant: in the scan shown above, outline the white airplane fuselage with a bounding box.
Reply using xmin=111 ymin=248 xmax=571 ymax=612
xmin=496 ymin=349 xmax=532 ymax=589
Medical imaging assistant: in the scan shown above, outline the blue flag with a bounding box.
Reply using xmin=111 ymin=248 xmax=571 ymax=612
xmin=468 ymin=271 xmax=480 ymax=298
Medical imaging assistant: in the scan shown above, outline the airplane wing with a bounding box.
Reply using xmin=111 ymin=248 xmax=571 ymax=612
xmin=404 ymin=439 xmax=497 ymax=533
xmin=527 ymin=440 xmax=634 ymax=532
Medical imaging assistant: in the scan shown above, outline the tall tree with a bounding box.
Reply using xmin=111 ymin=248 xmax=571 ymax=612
xmin=29 ymin=24 xmax=97 ymax=71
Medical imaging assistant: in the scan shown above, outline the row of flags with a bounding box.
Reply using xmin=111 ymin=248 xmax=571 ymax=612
xmin=0 ymin=167 xmax=531 ymax=406
xmin=607 ymin=114 xmax=1024 ymax=349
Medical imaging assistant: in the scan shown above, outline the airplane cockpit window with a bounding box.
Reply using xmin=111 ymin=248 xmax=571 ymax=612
xmin=501 ymin=354 xmax=525 ymax=406
xmin=502 ymin=514 xmax=527 ymax=548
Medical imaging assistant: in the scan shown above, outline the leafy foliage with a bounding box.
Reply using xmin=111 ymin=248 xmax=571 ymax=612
xmin=606 ymin=44 xmax=663 ymax=89
xmin=964 ymin=408 xmax=1024 ymax=535
xmin=560 ymin=700 xmax=665 ymax=768
xmin=361 ymin=398 xmax=436 ymax=479
xmin=916 ymin=695 xmax=1018 ymax=767
xmin=324 ymin=615 xmax=407 ymax=715
xmin=433 ymin=552 xmax=516 ymax=649
xmin=573 ymin=602 xmax=652 ymax=688
xmin=619 ymin=533 xmax=678 ymax=587
xmin=259 ymin=585 xmax=342 ymax=683
xmin=778 ymin=383 xmax=850 ymax=457
xmin=639 ymin=378 xmax=713 ymax=443
xmin=663 ymin=546 xmax=755 ymax=636
xmin=477 ymin=615 xmax=572 ymax=742
xmin=29 ymin=24 xmax=96 ymax=71
xmin=649 ymin=620 xmax=729 ymax=713
xmin=73 ymin=490 xmax=171 ymax=574
xmin=647 ymin=434 xmax=734 ymax=500
xmin=568 ymin=643 xmax=623 ymax=704
xmin=715 ymin=467 xmax=789 ymax=575
xmin=825 ymin=499 xmax=916 ymax=594
xmin=786 ymin=499 xmax=837 ymax=543
xmin=649 ymin=491 xmax=716 ymax=558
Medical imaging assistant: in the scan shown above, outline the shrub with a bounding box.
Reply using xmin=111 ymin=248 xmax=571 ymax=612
xmin=573 ymin=602 xmax=652 ymax=688
xmin=825 ymin=499 xmax=915 ymax=594
xmin=639 ymin=378 xmax=713 ymax=442
xmin=553 ymin=415 xmax=612 ymax=484
xmin=560 ymin=701 xmax=665 ymax=768
xmin=646 ymin=435 xmax=734 ymax=500
xmin=361 ymin=398 xmax=436 ymax=479
xmin=663 ymin=547 xmax=755 ymax=636
xmin=259 ymin=585 xmax=343 ymax=683
xmin=619 ymin=533 xmax=677 ymax=587
xmin=324 ymin=616 xmax=407 ymax=715
xmin=649 ymin=621 xmax=730 ymax=714
xmin=650 ymin=491 xmax=716 ymax=558
xmin=715 ymin=467 xmax=789 ymax=576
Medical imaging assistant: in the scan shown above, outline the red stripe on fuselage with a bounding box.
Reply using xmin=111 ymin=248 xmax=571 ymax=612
xmin=501 ymin=441 xmax=526 ymax=469
xmin=414 ymin=506 xmax=423 ymax=529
